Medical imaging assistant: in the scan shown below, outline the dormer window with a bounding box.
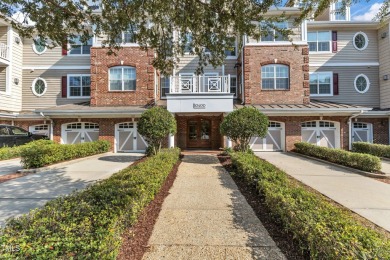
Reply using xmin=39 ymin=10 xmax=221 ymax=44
xmin=261 ymin=22 xmax=289 ymax=42
xmin=69 ymin=35 xmax=92 ymax=55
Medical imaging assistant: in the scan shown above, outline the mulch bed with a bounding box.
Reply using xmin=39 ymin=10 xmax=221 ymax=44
xmin=0 ymin=172 xmax=33 ymax=184
xmin=218 ymin=154 xmax=310 ymax=260
xmin=117 ymin=156 xmax=182 ymax=260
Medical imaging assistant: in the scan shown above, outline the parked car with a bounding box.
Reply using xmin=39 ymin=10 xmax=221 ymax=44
xmin=0 ymin=124 xmax=48 ymax=148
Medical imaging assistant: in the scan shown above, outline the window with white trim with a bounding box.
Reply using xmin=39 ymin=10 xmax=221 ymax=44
xmin=261 ymin=22 xmax=289 ymax=42
xmin=307 ymin=31 xmax=331 ymax=52
xmin=114 ymin=25 xmax=138 ymax=44
xmin=160 ymin=76 xmax=170 ymax=99
xmin=109 ymin=66 xmax=136 ymax=91
xmin=353 ymin=32 xmax=368 ymax=51
xmin=31 ymin=77 xmax=47 ymax=97
xmin=354 ymin=74 xmax=370 ymax=94
xmin=310 ymin=72 xmax=332 ymax=96
xmin=261 ymin=64 xmax=289 ymax=90
xmin=69 ymin=35 xmax=92 ymax=55
xmin=32 ymin=38 xmax=47 ymax=55
xmin=183 ymin=33 xmax=193 ymax=53
xmin=68 ymin=75 xmax=91 ymax=98
xmin=334 ymin=1 xmax=346 ymax=20
xmin=230 ymin=75 xmax=237 ymax=98
xmin=224 ymin=37 xmax=237 ymax=56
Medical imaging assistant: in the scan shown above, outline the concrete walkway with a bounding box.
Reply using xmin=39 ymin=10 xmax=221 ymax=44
xmin=0 ymin=152 xmax=143 ymax=226
xmin=0 ymin=158 xmax=22 ymax=176
xmin=143 ymin=155 xmax=285 ymax=260
xmin=256 ymin=152 xmax=390 ymax=232
xmin=380 ymin=160 xmax=390 ymax=175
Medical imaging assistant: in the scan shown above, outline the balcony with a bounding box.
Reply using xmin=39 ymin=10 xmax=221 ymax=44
xmin=167 ymin=75 xmax=234 ymax=113
xmin=0 ymin=43 xmax=9 ymax=64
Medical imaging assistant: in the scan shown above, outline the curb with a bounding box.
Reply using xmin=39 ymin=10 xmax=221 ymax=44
xmin=17 ymin=152 xmax=113 ymax=174
xmin=290 ymin=152 xmax=390 ymax=179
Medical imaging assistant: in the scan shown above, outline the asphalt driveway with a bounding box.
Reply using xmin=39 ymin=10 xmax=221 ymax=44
xmin=0 ymin=152 xmax=143 ymax=226
xmin=256 ymin=152 xmax=390 ymax=232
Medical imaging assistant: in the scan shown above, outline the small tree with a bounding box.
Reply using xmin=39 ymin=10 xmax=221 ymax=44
xmin=138 ymin=106 xmax=177 ymax=155
xmin=220 ymin=107 xmax=268 ymax=152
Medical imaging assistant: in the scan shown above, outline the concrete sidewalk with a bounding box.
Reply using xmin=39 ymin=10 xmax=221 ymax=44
xmin=143 ymin=155 xmax=285 ymax=260
xmin=0 ymin=152 xmax=143 ymax=226
xmin=256 ymin=152 xmax=390 ymax=232
xmin=0 ymin=158 xmax=22 ymax=176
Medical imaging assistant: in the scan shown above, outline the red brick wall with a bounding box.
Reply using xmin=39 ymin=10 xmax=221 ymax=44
xmin=243 ymin=45 xmax=309 ymax=105
xmin=90 ymin=47 xmax=155 ymax=107
xmin=356 ymin=118 xmax=389 ymax=145
xmin=175 ymin=115 xmax=223 ymax=150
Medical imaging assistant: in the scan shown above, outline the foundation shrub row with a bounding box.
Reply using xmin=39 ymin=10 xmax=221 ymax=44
xmin=0 ymin=146 xmax=22 ymax=161
xmin=294 ymin=142 xmax=381 ymax=172
xmin=352 ymin=142 xmax=390 ymax=158
xmin=20 ymin=140 xmax=111 ymax=168
xmin=229 ymin=151 xmax=390 ymax=259
xmin=0 ymin=148 xmax=181 ymax=259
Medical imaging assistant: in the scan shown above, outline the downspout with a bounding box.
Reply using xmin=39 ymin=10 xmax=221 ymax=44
xmin=40 ymin=112 xmax=53 ymax=141
xmin=348 ymin=110 xmax=364 ymax=150
xmin=241 ymin=35 xmax=245 ymax=105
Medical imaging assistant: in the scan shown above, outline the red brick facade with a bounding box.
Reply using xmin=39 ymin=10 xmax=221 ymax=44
xmin=90 ymin=47 xmax=155 ymax=107
xmin=243 ymin=45 xmax=310 ymax=105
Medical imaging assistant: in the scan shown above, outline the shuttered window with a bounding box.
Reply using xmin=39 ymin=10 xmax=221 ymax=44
xmin=309 ymin=72 xmax=333 ymax=96
xmin=308 ymin=31 xmax=331 ymax=52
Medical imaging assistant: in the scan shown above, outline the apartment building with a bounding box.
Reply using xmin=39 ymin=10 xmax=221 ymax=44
xmin=0 ymin=2 xmax=389 ymax=153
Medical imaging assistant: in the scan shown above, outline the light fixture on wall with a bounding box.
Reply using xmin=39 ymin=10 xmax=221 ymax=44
xmin=383 ymin=75 xmax=389 ymax=81
xmin=14 ymin=78 xmax=19 ymax=85
xmin=14 ymin=37 xmax=20 ymax=44
xmin=234 ymin=62 xmax=241 ymax=68
xmin=381 ymin=32 xmax=387 ymax=39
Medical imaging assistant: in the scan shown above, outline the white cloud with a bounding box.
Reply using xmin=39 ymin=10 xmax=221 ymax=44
xmin=352 ymin=3 xmax=382 ymax=21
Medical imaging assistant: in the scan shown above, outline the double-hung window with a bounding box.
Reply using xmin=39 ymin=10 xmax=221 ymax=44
xmin=261 ymin=65 xmax=289 ymax=90
xmin=109 ymin=66 xmax=136 ymax=91
xmin=69 ymin=36 xmax=92 ymax=55
xmin=334 ymin=1 xmax=346 ymax=20
xmin=183 ymin=33 xmax=193 ymax=53
xmin=160 ymin=76 xmax=170 ymax=99
xmin=261 ymin=22 xmax=289 ymax=42
xmin=115 ymin=25 xmax=138 ymax=44
xmin=68 ymin=75 xmax=91 ymax=98
xmin=224 ymin=37 xmax=237 ymax=57
xmin=310 ymin=72 xmax=332 ymax=96
xmin=307 ymin=31 xmax=331 ymax=52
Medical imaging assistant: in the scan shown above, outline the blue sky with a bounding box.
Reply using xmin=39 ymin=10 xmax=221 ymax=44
xmin=350 ymin=0 xmax=384 ymax=21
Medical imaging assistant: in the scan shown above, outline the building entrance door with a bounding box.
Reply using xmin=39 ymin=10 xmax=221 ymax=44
xmin=187 ymin=118 xmax=211 ymax=148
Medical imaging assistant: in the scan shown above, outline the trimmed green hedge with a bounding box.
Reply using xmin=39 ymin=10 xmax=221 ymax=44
xmin=0 ymin=148 xmax=180 ymax=259
xmin=230 ymin=151 xmax=390 ymax=259
xmin=352 ymin=142 xmax=390 ymax=158
xmin=0 ymin=146 xmax=22 ymax=161
xmin=20 ymin=140 xmax=111 ymax=169
xmin=0 ymin=140 xmax=55 ymax=161
xmin=294 ymin=142 xmax=381 ymax=172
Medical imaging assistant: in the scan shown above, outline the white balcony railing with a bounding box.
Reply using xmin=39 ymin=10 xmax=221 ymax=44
xmin=0 ymin=43 xmax=8 ymax=60
xmin=170 ymin=75 xmax=231 ymax=94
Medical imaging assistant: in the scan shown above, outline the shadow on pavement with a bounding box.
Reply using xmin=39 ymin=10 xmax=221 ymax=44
xmin=98 ymin=155 xmax=144 ymax=163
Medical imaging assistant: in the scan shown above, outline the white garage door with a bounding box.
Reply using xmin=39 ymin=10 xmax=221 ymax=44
xmin=250 ymin=122 xmax=285 ymax=151
xmin=29 ymin=124 xmax=49 ymax=136
xmin=115 ymin=122 xmax=147 ymax=152
xmin=301 ymin=121 xmax=340 ymax=148
xmin=352 ymin=122 xmax=373 ymax=143
xmin=62 ymin=122 xmax=99 ymax=144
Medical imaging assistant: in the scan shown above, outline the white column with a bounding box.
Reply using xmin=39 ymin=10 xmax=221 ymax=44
xmin=226 ymin=138 xmax=232 ymax=148
xmin=169 ymin=134 xmax=175 ymax=148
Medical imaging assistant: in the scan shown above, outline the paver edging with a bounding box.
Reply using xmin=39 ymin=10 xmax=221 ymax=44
xmin=290 ymin=151 xmax=390 ymax=179
xmin=16 ymin=152 xmax=115 ymax=174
